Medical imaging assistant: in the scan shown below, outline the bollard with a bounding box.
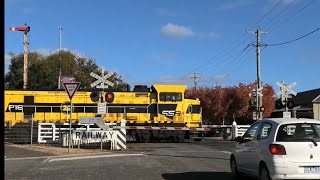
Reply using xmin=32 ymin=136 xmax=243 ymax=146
xmin=30 ymin=114 xmax=34 ymax=148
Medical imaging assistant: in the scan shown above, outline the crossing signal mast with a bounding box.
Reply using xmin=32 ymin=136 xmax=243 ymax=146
xmin=9 ymin=23 xmax=31 ymax=89
xmin=249 ymin=85 xmax=265 ymax=120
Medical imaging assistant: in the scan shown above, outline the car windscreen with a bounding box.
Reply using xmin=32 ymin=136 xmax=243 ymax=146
xmin=276 ymin=123 xmax=320 ymax=142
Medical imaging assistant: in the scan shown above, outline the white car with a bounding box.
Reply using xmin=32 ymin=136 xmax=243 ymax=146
xmin=230 ymin=118 xmax=320 ymax=180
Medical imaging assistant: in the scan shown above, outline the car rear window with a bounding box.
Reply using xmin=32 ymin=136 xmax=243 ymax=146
xmin=276 ymin=123 xmax=320 ymax=142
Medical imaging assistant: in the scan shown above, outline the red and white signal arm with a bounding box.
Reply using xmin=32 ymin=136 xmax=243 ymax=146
xmin=63 ymin=82 xmax=81 ymax=100
xmin=9 ymin=26 xmax=30 ymax=32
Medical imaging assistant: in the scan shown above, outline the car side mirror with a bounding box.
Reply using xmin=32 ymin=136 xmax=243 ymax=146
xmin=235 ymin=136 xmax=242 ymax=143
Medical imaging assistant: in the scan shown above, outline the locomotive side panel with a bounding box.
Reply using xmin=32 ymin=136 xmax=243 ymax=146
xmin=4 ymin=85 xmax=202 ymax=128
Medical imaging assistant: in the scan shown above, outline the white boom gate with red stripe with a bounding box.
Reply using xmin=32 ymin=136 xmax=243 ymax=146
xmin=114 ymin=126 xmax=210 ymax=131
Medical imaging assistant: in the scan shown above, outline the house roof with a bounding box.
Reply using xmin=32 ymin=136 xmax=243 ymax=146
xmin=313 ymin=94 xmax=320 ymax=103
xmin=288 ymin=88 xmax=320 ymax=108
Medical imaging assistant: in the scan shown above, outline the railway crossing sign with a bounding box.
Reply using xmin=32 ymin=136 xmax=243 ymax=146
xmin=276 ymin=81 xmax=297 ymax=100
xmin=90 ymin=69 xmax=115 ymax=89
xmin=249 ymin=86 xmax=263 ymax=97
xmin=63 ymin=82 xmax=80 ymax=100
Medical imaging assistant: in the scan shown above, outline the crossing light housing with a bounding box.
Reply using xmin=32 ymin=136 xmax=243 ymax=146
xmin=90 ymin=92 xmax=100 ymax=102
xmin=259 ymin=106 xmax=265 ymax=112
xmin=287 ymin=100 xmax=295 ymax=109
xmin=105 ymin=92 xmax=114 ymax=103
xmin=275 ymin=101 xmax=284 ymax=109
xmin=248 ymin=100 xmax=257 ymax=111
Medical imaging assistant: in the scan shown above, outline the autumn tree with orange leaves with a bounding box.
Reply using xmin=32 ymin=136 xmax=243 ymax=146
xmin=185 ymin=83 xmax=275 ymax=124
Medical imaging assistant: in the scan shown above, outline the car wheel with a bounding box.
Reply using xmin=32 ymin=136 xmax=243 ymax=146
xmin=230 ymin=157 xmax=241 ymax=179
xmin=260 ymin=165 xmax=271 ymax=180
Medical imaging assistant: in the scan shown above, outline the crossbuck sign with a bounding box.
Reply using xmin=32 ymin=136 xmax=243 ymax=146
xmin=249 ymin=86 xmax=263 ymax=97
xmin=90 ymin=69 xmax=114 ymax=89
xmin=276 ymin=81 xmax=297 ymax=99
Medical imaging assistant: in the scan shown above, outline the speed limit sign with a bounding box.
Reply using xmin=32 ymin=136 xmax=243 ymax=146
xmin=60 ymin=101 xmax=74 ymax=114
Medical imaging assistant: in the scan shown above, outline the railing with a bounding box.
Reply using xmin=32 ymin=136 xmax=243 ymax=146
xmin=232 ymin=124 xmax=251 ymax=140
xmin=37 ymin=120 xmax=127 ymax=150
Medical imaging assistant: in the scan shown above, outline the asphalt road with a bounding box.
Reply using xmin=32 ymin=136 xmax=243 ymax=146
xmin=5 ymin=138 xmax=253 ymax=180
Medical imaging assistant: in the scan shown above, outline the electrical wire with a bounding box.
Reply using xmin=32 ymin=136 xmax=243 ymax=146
xmin=270 ymin=0 xmax=315 ymax=32
xmin=247 ymin=0 xmax=282 ymax=32
xmin=201 ymin=46 xmax=267 ymax=87
xmin=262 ymin=0 xmax=297 ymax=30
xmin=267 ymin=27 xmax=320 ymax=46
xmin=199 ymin=39 xmax=254 ymax=75
xmin=203 ymin=46 xmax=254 ymax=84
xmin=188 ymin=0 xmax=282 ymax=74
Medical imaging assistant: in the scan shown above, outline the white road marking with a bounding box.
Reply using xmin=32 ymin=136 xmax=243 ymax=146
xmin=5 ymin=152 xmax=112 ymax=161
xmin=219 ymin=151 xmax=232 ymax=154
xmin=172 ymin=151 xmax=222 ymax=153
xmin=5 ymin=156 xmax=57 ymax=161
xmin=164 ymin=150 xmax=232 ymax=154
xmin=41 ymin=158 xmax=50 ymax=164
xmin=48 ymin=153 xmax=143 ymax=162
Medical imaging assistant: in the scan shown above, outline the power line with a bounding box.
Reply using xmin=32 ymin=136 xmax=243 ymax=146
xmin=270 ymin=0 xmax=315 ymax=32
xmin=201 ymin=46 xmax=268 ymax=88
xmin=203 ymin=46 xmax=254 ymax=84
xmin=188 ymin=0 xmax=282 ymax=75
xmin=262 ymin=0 xmax=297 ymax=30
xmin=189 ymin=1 xmax=284 ymax=88
xmin=191 ymin=34 xmax=253 ymax=75
xmin=212 ymin=45 xmax=254 ymax=78
xmin=267 ymin=27 xmax=320 ymax=46
xmin=204 ymin=28 xmax=266 ymax=87
xmin=247 ymin=0 xmax=282 ymax=31
xmin=200 ymin=42 xmax=253 ymax=75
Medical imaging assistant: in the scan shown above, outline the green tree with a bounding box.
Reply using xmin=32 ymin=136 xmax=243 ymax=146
xmin=5 ymin=52 xmax=45 ymax=89
xmin=5 ymin=50 xmax=128 ymax=91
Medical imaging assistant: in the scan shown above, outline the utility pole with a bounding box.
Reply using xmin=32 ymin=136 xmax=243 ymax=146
xmin=248 ymin=27 xmax=268 ymax=120
xmin=59 ymin=26 xmax=62 ymax=52
xmin=191 ymin=72 xmax=200 ymax=89
xmin=9 ymin=23 xmax=30 ymax=89
xmin=256 ymin=28 xmax=263 ymax=120
xmin=58 ymin=26 xmax=63 ymax=89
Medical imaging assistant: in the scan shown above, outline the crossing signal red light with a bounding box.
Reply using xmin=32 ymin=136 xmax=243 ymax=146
xmin=105 ymin=92 xmax=114 ymax=103
xmin=90 ymin=92 xmax=100 ymax=102
xmin=287 ymin=100 xmax=295 ymax=109
xmin=275 ymin=101 xmax=284 ymax=109
xmin=259 ymin=106 xmax=265 ymax=112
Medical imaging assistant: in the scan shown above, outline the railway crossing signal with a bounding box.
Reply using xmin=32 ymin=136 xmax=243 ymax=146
xmin=254 ymin=87 xmax=263 ymax=97
xmin=286 ymin=100 xmax=295 ymax=109
xmin=259 ymin=106 xmax=265 ymax=112
xmin=90 ymin=69 xmax=115 ymax=103
xmin=249 ymin=85 xmax=263 ymax=120
xmin=9 ymin=23 xmax=30 ymax=89
xmin=90 ymin=69 xmax=115 ymax=89
xmin=276 ymin=81 xmax=297 ymax=118
xmin=105 ymin=92 xmax=115 ymax=103
xmin=276 ymin=81 xmax=297 ymax=103
xmin=249 ymin=86 xmax=263 ymax=97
